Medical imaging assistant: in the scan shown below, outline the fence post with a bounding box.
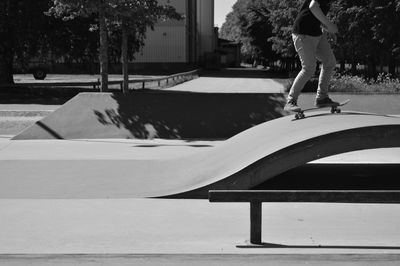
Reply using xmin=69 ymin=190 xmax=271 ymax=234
xmin=250 ymin=201 xmax=262 ymax=245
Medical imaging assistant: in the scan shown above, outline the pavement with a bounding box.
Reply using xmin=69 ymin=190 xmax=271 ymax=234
xmin=1 ymin=135 xmax=400 ymax=256
xmin=1 ymin=72 xmax=400 ymax=265
xmin=2 ymin=197 xmax=400 ymax=255
xmin=166 ymin=76 xmax=288 ymax=93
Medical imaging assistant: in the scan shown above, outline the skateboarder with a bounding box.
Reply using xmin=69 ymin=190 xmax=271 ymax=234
xmin=284 ymin=0 xmax=338 ymax=112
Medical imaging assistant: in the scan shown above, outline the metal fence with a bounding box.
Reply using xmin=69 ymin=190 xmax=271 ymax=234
xmin=1 ymin=69 xmax=199 ymax=91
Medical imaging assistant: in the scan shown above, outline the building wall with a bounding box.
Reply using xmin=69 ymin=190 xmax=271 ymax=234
xmin=196 ymin=0 xmax=215 ymax=57
xmin=134 ymin=25 xmax=187 ymax=63
xmin=133 ymin=0 xmax=187 ymax=63
xmin=133 ymin=0 xmax=215 ymax=64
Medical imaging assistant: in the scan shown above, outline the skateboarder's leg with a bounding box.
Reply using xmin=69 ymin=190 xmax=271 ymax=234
xmin=315 ymin=33 xmax=336 ymax=101
xmin=286 ymin=34 xmax=319 ymax=111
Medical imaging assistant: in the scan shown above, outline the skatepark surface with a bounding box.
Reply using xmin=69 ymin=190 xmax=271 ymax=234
xmin=1 ymin=116 xmax=400 ymax=257
xmin=2 ymin=74 xmax=400 ymax=264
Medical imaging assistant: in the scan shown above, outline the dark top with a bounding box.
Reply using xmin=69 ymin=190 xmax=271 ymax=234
xmin=293 ymin=0 xmax=330 ymax=36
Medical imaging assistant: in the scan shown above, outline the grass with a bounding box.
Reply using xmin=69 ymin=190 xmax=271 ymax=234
xmin=286 ymin=72 xmax=400 ymax=94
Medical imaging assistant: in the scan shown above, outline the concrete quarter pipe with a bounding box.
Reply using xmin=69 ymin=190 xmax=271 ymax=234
xmin=1 ymin=111 xmax=400 ymax=199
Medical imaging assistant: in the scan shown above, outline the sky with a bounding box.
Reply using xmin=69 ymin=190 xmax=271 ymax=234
xmin=214 ymin=0 xmax=237 ymax=28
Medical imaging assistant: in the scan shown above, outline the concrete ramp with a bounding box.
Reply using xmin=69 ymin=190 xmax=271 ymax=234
xmin=1 ymin=112 xmax=400 ymax=199
xmin=12 ymin=92 xmax=286 ymax=140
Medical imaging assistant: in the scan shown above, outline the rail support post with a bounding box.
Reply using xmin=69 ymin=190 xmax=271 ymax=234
xmin=250 ymin=201 xmax=262 ymax=244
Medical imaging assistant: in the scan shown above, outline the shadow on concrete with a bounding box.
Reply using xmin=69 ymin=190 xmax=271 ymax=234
xmin=132 ymin=144 xmax=214 ymax=148
xmin=201 ymin=68 xmax=289 ymax=79
xmin=237 ymin=242 xmax=400 ymax=250
xmin=93 ymin=91 xmax=286 ymax=139
xmin=12 ymin=91 xmax=287 ymax=140
xmin=0 ymin=86 xmax=96 ymax=105
xmin=255 ymin=164 xmax=400 ymax=190
xmin=36 ymin=121 xmax=63 ymax=139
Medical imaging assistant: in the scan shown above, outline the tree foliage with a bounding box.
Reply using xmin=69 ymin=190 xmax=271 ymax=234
xmin=47 ymin=0 xmax=181 ymax=92
xmin=220 ymin=0 xmax=275 ymax=63
xmin=0 ymin=0 xmax=99 ymax=84
xmin=220 ymin=0 xmax=400 ymax=76
xmin=220 ymin=0 xmax=299 ymax=67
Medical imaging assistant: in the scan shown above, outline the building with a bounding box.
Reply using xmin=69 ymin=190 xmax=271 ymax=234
xmin=132 ymin=0 xmax=216 ymax=71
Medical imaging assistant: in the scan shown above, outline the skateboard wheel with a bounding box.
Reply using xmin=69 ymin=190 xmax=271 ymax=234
xmin=295 ymin=112 xmax=305 ymax=120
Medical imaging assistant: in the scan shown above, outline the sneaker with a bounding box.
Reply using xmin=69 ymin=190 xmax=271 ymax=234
xmin=284 ymin=99 xmax=301 ymax=112
xmin=315 ymin=97 xmax=339 ymax=108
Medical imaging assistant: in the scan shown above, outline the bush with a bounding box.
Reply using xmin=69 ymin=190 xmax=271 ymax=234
xmin=285 ymin=73 xmax=400 ymax=93
xmin=329 ymin=74 xmax=368 ymax=93
xmin=330 ymin=73 xmax=400 ymax=93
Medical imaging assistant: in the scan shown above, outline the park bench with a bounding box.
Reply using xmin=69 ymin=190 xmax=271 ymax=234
xmin=208 ymin=190 xmax=400 ymax=246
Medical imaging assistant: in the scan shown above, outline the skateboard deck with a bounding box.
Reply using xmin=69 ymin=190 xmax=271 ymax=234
xmin=293 ymin=99 xmax=350 ymax=120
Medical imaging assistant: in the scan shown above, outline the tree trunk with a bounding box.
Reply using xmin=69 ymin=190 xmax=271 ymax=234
xmin=121 ymin=22 xmax=129 ymax=94
xmin=340 ymin=61 xmax=345 ymax=73
xmin=0 ymin=45 xmax=14 ymax=84
xmin=98 ymin=3 xmax=108 ymax=92
xmin=389 ymin=56 xmax=396 ymax=76
xmin=366 ymin=55 xmax=376 ymax=78
xmin=351 ymin=59 xmax=357 ymax=75
xmin=0 ymin=1 xmax=14 ymax=84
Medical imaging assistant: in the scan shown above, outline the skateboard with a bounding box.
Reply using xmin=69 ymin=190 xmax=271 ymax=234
xmin=293 ymin=99 xmax=350 ymax=120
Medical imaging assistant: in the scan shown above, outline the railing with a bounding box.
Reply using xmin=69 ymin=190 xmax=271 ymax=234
xmin=125 ymin=69 xmax=199 ymax=90
xmin=0 ymin=69 xmax=199 ymax=91
xmin=209 ymin=190 xmax=400 ymax=246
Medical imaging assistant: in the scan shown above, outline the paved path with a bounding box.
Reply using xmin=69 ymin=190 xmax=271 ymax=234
xmin=166 ymin=76 xmax=287 ymax=93
xmin=2 ymin=198 xmax=400 ymax=255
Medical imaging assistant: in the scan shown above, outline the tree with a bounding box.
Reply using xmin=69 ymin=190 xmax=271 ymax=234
xmin=48 ymin=0 xmax=181 ymax=92
xmin=330 ymin=0 xmax=400 ymax=77
xmin=219 ymin=11 xmax=242 ymax=43
xmin=0 ymin=1 xmax=16 ymax=84
xmin=0 ymin=0 xmax=101 ymax=84
xmin=369 ymin=0 xmax=400 ymax=76
xmin=220 ymin=0 xmax=275 ymax=65
xmin=48 ymin=0 xmax=112 ymax=91
xmin=265 ymin=0 xmax=300 ymax=58
xmin=330 ymin=1 xmax=375 ymax=75
xmin=220 ymin=0 xmax=300 ymax=69
xmin=0 ymin=0 xmax=55 ymax=84
xmin=108 ymin=1 xmax=181 ymax=93
xmin=220 ymin=0 xmax=251 ymax=58
xmin=242 ymin=0 xmax=275 ymax=66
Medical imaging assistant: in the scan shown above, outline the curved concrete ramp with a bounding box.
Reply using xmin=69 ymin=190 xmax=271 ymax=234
xmin=2 ymin=112 xmax=400 ymax=199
